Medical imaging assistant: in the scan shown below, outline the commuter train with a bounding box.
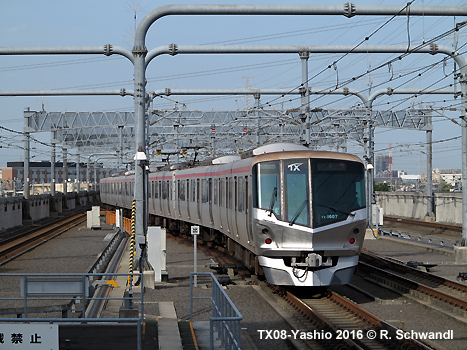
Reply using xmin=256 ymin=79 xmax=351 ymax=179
xmin=100 ymin=143 xmax=367 ymax=286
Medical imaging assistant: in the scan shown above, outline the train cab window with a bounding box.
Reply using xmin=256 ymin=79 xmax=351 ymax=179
xmin=284 ymin=159 xmax=310 ymax=227
xmin=312 ymin=159 xmax=366 ymax=228
xmin=253 ymin=161 xmax=281 ymax=218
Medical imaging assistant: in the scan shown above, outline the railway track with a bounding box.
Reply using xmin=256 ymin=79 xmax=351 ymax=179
xmin=383 ymin=216 xmax=461 ymax=233
xmin=167 ymin=232 xmax=431 ymax=349
xmin=0 ymin=211 xmax=87 ymax=265
xmin=269 ymin=285 xmax=432 ymax=350
xmin=359 ymin=250 xmax=467 ymax=318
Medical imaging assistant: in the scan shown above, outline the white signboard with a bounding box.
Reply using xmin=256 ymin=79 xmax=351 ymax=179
xmin=0 ymin=324 xmax=58 ymax=349
xmin=191 ymin=226 xmax=200 ymax=235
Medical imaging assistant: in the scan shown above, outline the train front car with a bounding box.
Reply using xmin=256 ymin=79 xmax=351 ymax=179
xmin=251 ymin=145 xmax=366 ymax=287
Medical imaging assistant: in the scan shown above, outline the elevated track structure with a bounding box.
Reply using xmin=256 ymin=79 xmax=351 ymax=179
xmin=0 ymin=3 xmax=466 ymax=261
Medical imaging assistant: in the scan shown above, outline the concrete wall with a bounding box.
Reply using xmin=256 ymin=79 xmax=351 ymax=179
xmin=0 ymin=197 xmax=22 ymax=231
xmin=29 ymin=195 xmax=51 ymax=221
xmin=0 ymin=190 xmax=99 ymax=232
xmin=375 ymin=192 xmax=462 ymax=225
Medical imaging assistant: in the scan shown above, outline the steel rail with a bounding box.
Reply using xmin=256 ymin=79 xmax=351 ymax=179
xmin=383 ymin=216 xmax=462 ymax=233
xmin=267 ymin=283 xmax=362 ymax=349
xmin=360 ymin=251 xmax=467 ymax=304
xmin=358 ymin=260 xmax=467 ymax=315
xmin=278 ymin=285 xmax=432 ymax=350
xmin=0 ymin=212 xmax=86 ymax=264
xmin=327 ymin=290 xmax=432 ymax=350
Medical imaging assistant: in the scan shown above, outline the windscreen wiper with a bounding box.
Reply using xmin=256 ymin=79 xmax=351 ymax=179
xmin=268 ymin=187 xmax=277 ymax=217
xmin=317 ymin=204 xmax=355 ymax=217
xmin=289 ymin=199 xmax=307 ymax=226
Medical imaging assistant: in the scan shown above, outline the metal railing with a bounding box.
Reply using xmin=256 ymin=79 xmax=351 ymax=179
xmin=0 ymin=272 xmax=143 ymax=317
xmin=379 ymin=229 xmax=458 ymax=249
xmin=0 ymin=272 xmax=143 ymax=349
xmin=189 ymin=272 xmax=242 ymax=350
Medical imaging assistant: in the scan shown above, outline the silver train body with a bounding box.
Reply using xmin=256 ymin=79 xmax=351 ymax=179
xmin=100 ymin=143 xmax=367 ymax=287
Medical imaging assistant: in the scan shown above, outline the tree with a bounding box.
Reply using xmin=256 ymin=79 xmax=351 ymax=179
xmin=374 ymin=182 xmax=390 ymax=191
xmin=439 ymin=183 xmax=453 ymax=193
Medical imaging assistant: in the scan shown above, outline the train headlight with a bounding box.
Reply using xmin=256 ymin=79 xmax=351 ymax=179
xmin=353 ymin=228 xmax=359 ymax=234
xmin=349 ymin=238 xmax=356 ymax=244
xmin=262 ymin=228 xmax=269 ymax=235
xmin=265 ymin=238 xmax=272 ymax=244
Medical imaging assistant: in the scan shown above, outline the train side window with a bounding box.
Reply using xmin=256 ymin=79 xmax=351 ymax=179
xmin=219 ymin=178 xmax=224 ymax=207
xmin=201 ymin=179 xmax=208 ymax=203
xmin=158 ymin=181 xmax=161 ymax=199
xmin=169 ymin=181 xmax=172 ymax=201
xmin=196 ymin=179 xmax=200 ymax=203
xmin=213 ymin=179 xmax=218 ymax=205
xmin=148 ymin=181 xmax=152 ymax=198
xmin=245 ymin=176 xmax=249 ymax=213
xmin=179 ymin=180 xmax=185 ymax=201
xmin=191 ymin=179 xmax=195 ymax=202
xmin=234 ymin=177 xmax=238 ymax=211
xmin=186 ymin=179 xmax=190 ymax=201
xmin=238 ymin=177 xmax=244 ymax=212
xmin=162 ymin=181 xmax=167 ymax=199
xmin=228 ymin=177 xmax=232 ymax=209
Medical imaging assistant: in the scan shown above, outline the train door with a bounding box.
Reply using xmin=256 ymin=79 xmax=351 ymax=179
xmin=219 ymin=178 xmax=225 ymax=230
xmin=226 ymin=177 xmax=232 ymax=234
xmin=186 ymin=179 xmax=191 ymax=219
xmin=196 ymin=179 xmax=201 ymax=223
xmin=233 ymin=177 xmax=239 ymax=237
xmin=176 ymin=179 xmax=181 ymax=217
xmin=172 ymin=175 xmax=176 ymax=217
xmin=208 ymin=178 xmax=214 ymax=224
xmin=166 ymin=181 xmax=171 ymax=216
xmin=245 ymin=176 xmax=253 ymax=243
xmin=158 ymin=181 xmax=162 ymax=215
xmin=237 ymin=176 xmax=249 ymax=242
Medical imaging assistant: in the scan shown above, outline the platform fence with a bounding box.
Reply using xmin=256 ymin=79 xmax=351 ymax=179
xmin=189 ymin=272 xmax=242 ymax=350
xmin=103 ymin=210 xmax=131 ymax=235
xmin=0 ymin=272 xmax=143 ymax=349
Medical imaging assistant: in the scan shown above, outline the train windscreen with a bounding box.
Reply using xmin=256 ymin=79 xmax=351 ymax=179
xmin=312 ymin=159 xmax=366 ymax=228
xmin=284 ymin=159 xmax=310 ymax=227
xmin=254 ymin=158 xmax=365 ymax=228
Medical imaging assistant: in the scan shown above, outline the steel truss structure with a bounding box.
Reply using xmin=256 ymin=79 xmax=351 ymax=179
xmin=24 ymin=108 xmax=432 ymax=158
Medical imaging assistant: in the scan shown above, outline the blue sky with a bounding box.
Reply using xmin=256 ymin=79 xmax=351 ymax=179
xmin=0 ymin=0 xmax=466 ymax=174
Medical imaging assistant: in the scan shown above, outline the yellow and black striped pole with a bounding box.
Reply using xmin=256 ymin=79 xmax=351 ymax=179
xmin=128 ymin=199 xmax=136 ymax=289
